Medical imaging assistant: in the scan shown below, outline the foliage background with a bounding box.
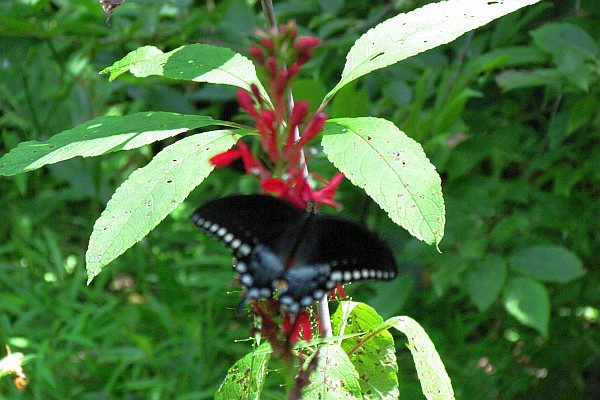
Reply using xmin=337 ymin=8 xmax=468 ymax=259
xmin=1 ymin=0 xmax=599 ymax=399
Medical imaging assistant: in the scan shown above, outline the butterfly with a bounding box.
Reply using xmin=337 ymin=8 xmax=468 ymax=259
xmin=192 ymin=194 xmax=397 ymax=315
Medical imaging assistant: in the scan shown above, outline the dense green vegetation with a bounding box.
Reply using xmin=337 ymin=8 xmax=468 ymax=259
xmin=1 ymin=0 xmax=599 ymax=398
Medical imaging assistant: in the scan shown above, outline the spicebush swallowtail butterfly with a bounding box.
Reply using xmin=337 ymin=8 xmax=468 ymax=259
xmin=192 ymin=194 xmax=397 ymax=315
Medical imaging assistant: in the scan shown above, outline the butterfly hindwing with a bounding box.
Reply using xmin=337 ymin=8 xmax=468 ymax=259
xmin=294 ymin=214 xmax=397 ymax=281
xmin=277 ymin=213 xmax=397 ymax=314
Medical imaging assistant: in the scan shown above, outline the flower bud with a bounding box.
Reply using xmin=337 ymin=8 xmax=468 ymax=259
xmin=294 ymin=36 xmax=319 ymax=51
xmin=250 ymin=45 xmax=265 ymax=65
xmin=236 ymin=89 xmax=258 ymax=117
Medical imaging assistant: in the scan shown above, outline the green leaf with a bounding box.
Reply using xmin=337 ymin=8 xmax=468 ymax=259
xmin=100 ymin=44 xmax=268 ymax=100
xmin=508 ymin=244 xmax=585 ymax=283
xmin=86 ymin=130 xmax=238 ymax=282
xmin=386 ymin=316 xmax=455 ymax=400
xmin=215 ymin=343 xmax=271 ymax=400
xmin=503 ymin=277 xmax=550 ymax=337
xmin=322 ymin=117 xmax=445 ymax=246
xmin=495 ymin=68 xmax=562 ymax=92
xmin=531 ymin=22 xmax=598 ymax=59
xmin=331 ymin=301 xmax=399 ymax=399
xmin=324 ymin=0 xmax=542 ymax=101
xmin=0 ymin=112 xmax=224 ymax=176
xmin=467 ymin=255 xmax=507 ymax=311
xmin=302 ymin=344 xmax=363 ymax=400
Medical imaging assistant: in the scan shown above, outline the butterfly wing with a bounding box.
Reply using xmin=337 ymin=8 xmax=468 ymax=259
xmin=191 ymin=194 xmax=309 ymax=306
xmin=279 ymin=214 xmax=397 ymax=314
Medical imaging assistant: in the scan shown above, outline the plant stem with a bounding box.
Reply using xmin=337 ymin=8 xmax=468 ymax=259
xmin=259 ymin=0 xmax=332 ymax=340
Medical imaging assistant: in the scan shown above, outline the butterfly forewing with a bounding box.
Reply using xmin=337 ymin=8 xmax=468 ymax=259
xmin=192 ymin=195 xmax=310 ymax=308
xmin=192 ymin=194 xmax=308 ymax=258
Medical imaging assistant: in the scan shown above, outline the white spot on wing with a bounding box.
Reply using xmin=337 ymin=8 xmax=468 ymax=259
xmin=247 ymin=288 xmax=259 ymax=299
xmin=343 ymin=271 xmax=352 ymax=281
xmin=240 ymin=274 xmax=253 ymax=287
xmin=236 ymin=262 xmax=247 ymax=273
xmin=300 ymin=296 xmax=313 ymax=307
xmin=331 ymin=271 xmax=343 ymax=282
xmin=238 ymin=244 xmax=251 ymax=257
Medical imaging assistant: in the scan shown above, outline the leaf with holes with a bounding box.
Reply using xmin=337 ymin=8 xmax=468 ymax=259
xmin=302 ymin=344 xmax=362 ymax=400
xmin=101 ymin=44 xmax=268 ymax=102
xmin=0 ymin=112 xmax=226 ymax=176
xmin=324 ymin=0 xmax=542 ymax=102
xmin=386 ymin=316 xmax=455 ymax=400
xmin=332 ymin=301 xmax=398 ymax=399
xmin=215 ymin=343 xmax=271 ymax=400
xmin=322 ymin=117 xmax=445 ymax=246
xmin=85 ymin=130 xmax=239 ymax=283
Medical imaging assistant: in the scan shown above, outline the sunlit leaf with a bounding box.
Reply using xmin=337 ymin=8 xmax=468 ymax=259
xmin=322 ymin=117 xmax=444 ymax=246
xmin=0 ymin=112 xmax=225 ymax=176
xmin=86 ymin=130 xmax=239 ymax=282
xmin=325 ymin=0 xmax=542 ymax=102
xmin=386 ymin=316 xmax=455 ymax=400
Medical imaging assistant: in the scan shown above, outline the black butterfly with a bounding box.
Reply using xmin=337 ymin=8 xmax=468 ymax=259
xmin=191 ymin=194 xmax=397 ymax=315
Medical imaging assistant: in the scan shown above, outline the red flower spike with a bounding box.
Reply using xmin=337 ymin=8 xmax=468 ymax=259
xmin=261 ymin=37 xmax=274 ymax=51
xmin=312 ymin=172 xmax=345 ymax=208
xmin=335 ymin=283 xmax=347 ymax=298
xmin=250 ymin=45 xmax=265 ymax=66
xmin=300 ymin=311 xmax=312 ymax=342
xmin=297 ymin=112 xmax=327 ymax=148
xmin=289 ymin=25 xmax=298 ymax=41
xmin=261 ymin=177 xmax=287 ymax=196
xmin=284 ymin=101 xmax=309 ymax=158
xmin=267 ymin=56 xmax=278 ymax=79
xmin=209 ymin=148 xmax=241 ymax=167
xmin=259 ymin=110 xmax=279 ymax=161
xmin=295 ymin=36 xmax=320 ymax=51
xmin=250 ymin=84 xmax=264 ymax=109
xmin=236 ymin=89 xmax=259 ymax=117
xmin=287 ymin=63 xmax=300 ymax=79
xmin=283 ymin=314 xmax=292 ymax=332
xmin=289 ymin=310 xmax=312 ymax=344
xmin=238 ymin=141 xmax=270 ymax=179
xmin=296 ymin=50 xmax=312 ymax=66
xmin=290 ymin=101 xmax=309 ymax=129
xmin=274 ymin=70 xmax=289 ymax=99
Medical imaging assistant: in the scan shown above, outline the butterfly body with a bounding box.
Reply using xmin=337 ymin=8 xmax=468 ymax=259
xmin=192 ymin=194 xmax=397 ymax=315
